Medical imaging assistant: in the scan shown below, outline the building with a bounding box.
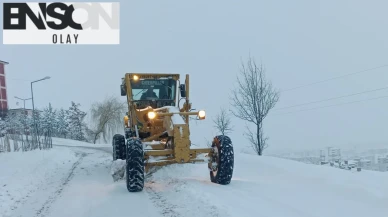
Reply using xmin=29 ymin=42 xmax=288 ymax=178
xmin=376 ymin=156 xmax=388 ymax=164
xmin=8 ymin=108 xmax=34 ymax=117
xmin=378 ymin=157 xmax=388 ymax=164
xmin=375 ymin=155 xmax=388 ymax=172
xmin=359 ymin=159 xmax=372 ymax=168
xmin=320 ymin=147 xmax=341 ymax=162
xmin=0 ymin=60 xmax=9 ymax=119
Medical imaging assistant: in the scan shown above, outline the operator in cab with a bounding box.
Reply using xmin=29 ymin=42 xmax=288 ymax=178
xmin=141 ymin=86 xmax=158 ymax=100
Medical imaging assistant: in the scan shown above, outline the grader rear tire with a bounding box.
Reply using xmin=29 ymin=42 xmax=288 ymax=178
xmin=112 ymin=134 xmax=126 ymax=160
xmin=126 ymin=138 xmax=145 ymax=192
xmin=210 ymin=135 xmax=234 ymax=185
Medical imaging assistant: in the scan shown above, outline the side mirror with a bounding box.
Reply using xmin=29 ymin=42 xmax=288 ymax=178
xmin=179 ymin=84 xmax=186 ymax=97
xmin=121 ymin=84 xmax=126 ymax=96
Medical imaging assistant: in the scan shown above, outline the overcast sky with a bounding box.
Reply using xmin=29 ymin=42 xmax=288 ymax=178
xmin=1 ymin=0 xmax=388 ymax=153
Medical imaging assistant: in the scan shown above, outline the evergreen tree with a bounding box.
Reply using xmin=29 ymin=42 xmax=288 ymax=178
xmin=56 ymin=108 xmax=69 ymax=138
xmin=30 ymin=109 xmax=43 ymax=149
xmin=0 ymin=118 xmax=7 ymax=137
xmin=41 ymin=104 xmax=55 ymax=148
xmin=67 ymin=101 xmax=87 ymax=141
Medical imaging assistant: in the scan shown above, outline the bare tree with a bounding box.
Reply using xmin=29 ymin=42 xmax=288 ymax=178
xmin=230 ymin=56 xmax=279 ymax=155
xmin=204 ymin=137 xmax=213 ymax=147
xmin=89 ymin=96 xmax=126 ymax=144
xmin=212 ymin=107 xmax=233 ymax=136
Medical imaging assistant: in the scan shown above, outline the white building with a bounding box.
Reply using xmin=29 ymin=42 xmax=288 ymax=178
xmin=374 ymin=154 xmax=388 ymax=171
xmin=360 ymin=159 xmax=372 ymax=168
xmin=8 ymin=108 xmax=34 ymax=117
xmin=377 ymin=156 xmax=388 ymax=164
xmin=320 ymin=147 xmax=341 ymax=162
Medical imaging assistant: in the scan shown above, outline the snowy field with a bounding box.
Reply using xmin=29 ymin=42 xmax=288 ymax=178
xmin=1 ymin=139 xmax=388 ymax=217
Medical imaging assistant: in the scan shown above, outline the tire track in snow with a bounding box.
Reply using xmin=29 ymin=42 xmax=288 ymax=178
xmin=145 ymin=175 xmax=229 ymax=217
xmin=145 ymin=180 xmax=181 ymax=217
xmin=34 ymin=151 xmax=86 ymax=217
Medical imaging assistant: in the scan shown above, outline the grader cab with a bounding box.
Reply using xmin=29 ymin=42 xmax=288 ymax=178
xmin=113 ymin=73 xmax=234 ymax=192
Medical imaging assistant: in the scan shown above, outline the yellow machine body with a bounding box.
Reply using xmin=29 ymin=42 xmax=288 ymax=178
xmin=121 ymin=73 xmax=211 ymax=172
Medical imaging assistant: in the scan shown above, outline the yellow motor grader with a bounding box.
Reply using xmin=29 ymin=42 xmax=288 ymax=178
xmin=113 ymin=73 xmax=234 ymax=192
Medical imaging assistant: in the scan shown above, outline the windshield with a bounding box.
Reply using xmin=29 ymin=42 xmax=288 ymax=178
xmin=131 ymin=79 xmax=176 ymax=101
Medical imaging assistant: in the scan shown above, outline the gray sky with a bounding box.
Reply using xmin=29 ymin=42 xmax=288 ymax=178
xmin=1 ymin=0 xmax=388 ymax=153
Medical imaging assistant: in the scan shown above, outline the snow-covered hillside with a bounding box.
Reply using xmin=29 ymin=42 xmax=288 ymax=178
xmin=1 ymin=139 xmax=388 ymax=217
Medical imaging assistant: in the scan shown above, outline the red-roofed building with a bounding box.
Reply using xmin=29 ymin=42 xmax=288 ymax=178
xmin=0 ymin=60 xmax=9 ymax=118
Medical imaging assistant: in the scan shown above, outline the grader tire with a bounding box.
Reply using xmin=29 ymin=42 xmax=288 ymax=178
xmin=126 ymin=138 xmax=145 ymax=192
xmin=112 ymin=134 xmax=126 ymax=160
xmin=210 ymin=135 xmax=234 ymax=185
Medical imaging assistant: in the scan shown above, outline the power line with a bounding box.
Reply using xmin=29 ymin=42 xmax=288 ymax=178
xmin=274 ymin=85 xmax=388 ymax=111
xmin=272 ymin=95 xmax=388 ymax=116
xmin=280 ymin=64 xmax=388 ymax=92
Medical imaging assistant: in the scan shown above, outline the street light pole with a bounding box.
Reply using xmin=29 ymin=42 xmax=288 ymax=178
xmin=31 ymin=76 xmax=51 ymax=149
xmin=14 ymin=96 xmax=32 ymax=152
xmin=14 ymin=96 xmax=32 ymax=112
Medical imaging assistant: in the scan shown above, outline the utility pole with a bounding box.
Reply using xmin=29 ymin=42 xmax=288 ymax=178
xmin=31 ymin=76 xmax=51 ymax=149
xmin=14 ymin=96 xmax=32 ymax=151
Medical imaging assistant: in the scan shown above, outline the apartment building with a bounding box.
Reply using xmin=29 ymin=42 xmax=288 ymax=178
xmin=0 ymin=60 xmax=9 ymax=119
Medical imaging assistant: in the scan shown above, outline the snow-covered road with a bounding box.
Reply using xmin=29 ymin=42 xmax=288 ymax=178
xmin=2 ymin=141 xmax=388 ymax=217
xmin=2 ymin=146 xmax=160 ymax=217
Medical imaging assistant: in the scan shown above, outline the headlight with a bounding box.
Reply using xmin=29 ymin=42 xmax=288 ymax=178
xmin=198 ymin=110 xmax=206 ymax=119
xmin=147 ymin=111 xmax=156 ymax=119
xmin=133 ymin=75 xmax=139 ymax=81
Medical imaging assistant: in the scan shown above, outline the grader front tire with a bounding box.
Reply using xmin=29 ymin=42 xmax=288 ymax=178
xmin=126 ymin=138 xmax=145 ymax=192
xmin=210 ymin=135 xmax=234 ymax=185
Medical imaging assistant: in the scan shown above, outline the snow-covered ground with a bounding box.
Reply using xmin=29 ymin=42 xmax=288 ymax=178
xmin=0 ymin=146 xmax=160 ymax=217
xmin=52 ymin=137 xmax=111 ymax=148
xmin=147 ymin=154 xmax=388 ymax=217
xmin=1 ymin=139 xmax=388 ymax=217
xmin=51 ymin=137 xmax=112 ymax=153
xmin=0 ymin=148 xmax=79 ymax=217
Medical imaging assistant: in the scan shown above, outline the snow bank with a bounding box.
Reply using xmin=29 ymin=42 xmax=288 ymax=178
xmin=0 ymin=147 xmax=78 ymax=217
xmin=110 ymin=159 xmax=126 ymax=182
